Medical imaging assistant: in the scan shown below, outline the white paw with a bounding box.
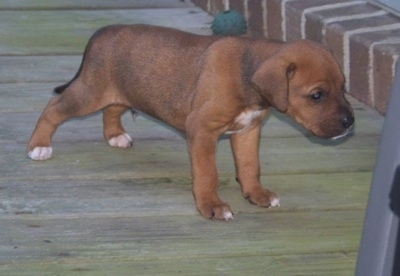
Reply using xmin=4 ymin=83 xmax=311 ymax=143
xmin=108 ymin=133 xmax=133 ymax=148
xmin=270 ymin=197 xmax=280 ymax=208
xmin=28 ymin=146 xmax=53 ymax=160
xmin=223 ymin=211 xmax=234 ymax=220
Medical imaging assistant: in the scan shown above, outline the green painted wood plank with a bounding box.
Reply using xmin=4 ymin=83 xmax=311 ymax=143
xmin=0 ymin=8 xmax=212 ymax=55
xmin=0 ymin=172 xmax=371 ymax=218
xmin=0 ymin=134 xmax=378 ymax=180
xmin=0 ymin=210 xmax=363 ymax=263
xmin=0 ymin=252 xmax=358 ymax=276
xmin=0 ymin=56 xmax=81 ymax=83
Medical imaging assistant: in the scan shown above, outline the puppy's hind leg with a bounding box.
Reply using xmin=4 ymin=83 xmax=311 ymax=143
xmin=27 ymin=81 xmax=112 ymax=160
xmin=103 ymin=105 xmax=133 ymax=148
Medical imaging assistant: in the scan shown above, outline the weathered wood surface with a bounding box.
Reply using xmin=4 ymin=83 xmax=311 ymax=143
xmin=0 ymin=1 xmax=385 ymax=275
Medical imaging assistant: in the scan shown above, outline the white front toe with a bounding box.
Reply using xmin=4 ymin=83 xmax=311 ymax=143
xmin=28 ymin=147 xmax=53 ymax=160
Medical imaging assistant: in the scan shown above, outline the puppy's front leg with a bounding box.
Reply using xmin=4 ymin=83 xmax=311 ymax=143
xmin=186 ymin=124 xmax=233 ymax=220
xmin=230 ymin=126 xmax=280 ymax=208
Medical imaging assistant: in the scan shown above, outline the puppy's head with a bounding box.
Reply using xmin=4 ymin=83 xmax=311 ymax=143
xmin=252 ymin=40 xmax=354 ymax=139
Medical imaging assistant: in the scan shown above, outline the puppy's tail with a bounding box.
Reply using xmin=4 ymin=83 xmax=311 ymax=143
xmin=53 ymin=82 xmax=70 ymax=94
xmin=53 ymin=62 xmax=83 ymax=94
xmin=53 ymin=59 xmax=84 ymax=94
xmin=53 ymin=44 xmax=90 ymax=94
xmin=53 ymin=25 xmax=109 ymax=95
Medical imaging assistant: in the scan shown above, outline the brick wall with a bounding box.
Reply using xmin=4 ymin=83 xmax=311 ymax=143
xmin=192 ymin=0 xmax=400 ymax=114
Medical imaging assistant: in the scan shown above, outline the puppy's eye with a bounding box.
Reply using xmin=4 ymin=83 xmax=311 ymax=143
xmin=310 ymin=90 xmax=324 ymax=101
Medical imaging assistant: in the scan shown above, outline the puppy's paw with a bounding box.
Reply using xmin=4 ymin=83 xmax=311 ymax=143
xmin=197 ymin=202 xmax=234 ymax=220
xmin=28 ymin=146 xmax=53 ymax=161
xmin=245 ymin=188 xmax=280 ymax=208
xmin=108 ymin=133 xmax=133 ymax=148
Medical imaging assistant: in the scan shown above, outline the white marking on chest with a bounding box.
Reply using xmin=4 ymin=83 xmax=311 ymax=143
xmin=225 ymin=109 xmax=263 ymax=135
xmin=236 ymin=110 xmax=263 ymax=125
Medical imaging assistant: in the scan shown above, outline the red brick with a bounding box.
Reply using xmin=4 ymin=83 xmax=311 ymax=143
xmin=348 ymin=35 xmax=371 ymax=105
xmin=266 ymin=0 xmax=284 ymax=40
xmin=229 ymin=0 xmax=245 ymax=14
xmin=285 ymin=0 xmax=351 ymax=42
xmin=324 ymin=26 xmax=345 ymax=71
xmin=373 ymin=43 xmax=400 ymax=114
xmin=349 ymin=29 xmax=400 ymax=107
xmin=325 ymin=14 xmax=400 ymax=77
xmin=209 ymin=0 xmax=225 ymax=14
xmin=305 ymin=4 xmax=380 ymax=43
xmin=247 ymin=0 xmax=264 ymax=37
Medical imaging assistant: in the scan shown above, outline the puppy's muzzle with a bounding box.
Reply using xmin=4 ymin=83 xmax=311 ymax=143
xmin=332 ymin=113 xmax=355 ymax=140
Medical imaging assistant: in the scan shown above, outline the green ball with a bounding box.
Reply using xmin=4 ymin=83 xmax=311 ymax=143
xmin=211 ymin=10 xmax=247 ymax=36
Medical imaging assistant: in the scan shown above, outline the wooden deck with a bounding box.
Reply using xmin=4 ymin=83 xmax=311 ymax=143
xmin=0 ymin=1 xmax=385 ymax=275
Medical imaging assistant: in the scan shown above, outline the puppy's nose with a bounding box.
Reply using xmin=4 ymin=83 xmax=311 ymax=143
xmin=340 ymin=114 xmax=354 ymax=128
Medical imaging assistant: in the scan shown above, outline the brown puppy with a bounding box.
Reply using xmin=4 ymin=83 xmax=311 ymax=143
xmin=27 ymin=24 xmax=354 ymax=220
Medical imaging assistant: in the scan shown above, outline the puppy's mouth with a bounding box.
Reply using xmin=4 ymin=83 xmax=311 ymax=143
xmin=304 ymin=121 xmax=354 ymax=140
xmin=291 ymin=114 xmax=355 ymax=140
xmin=330 ymin=124 xmax=354 ymax=140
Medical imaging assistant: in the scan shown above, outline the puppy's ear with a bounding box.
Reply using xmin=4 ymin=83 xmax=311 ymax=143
xmin=251 ymin=56 xmax=296 ymax=113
